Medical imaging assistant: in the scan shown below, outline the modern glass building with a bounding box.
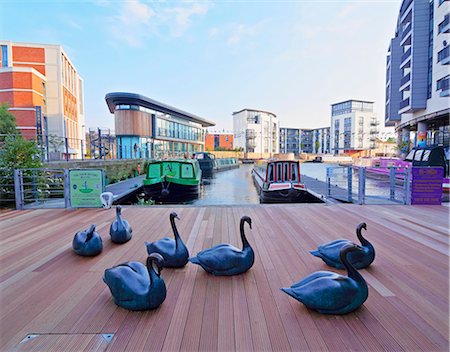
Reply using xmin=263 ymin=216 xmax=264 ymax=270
xmin=105 ymin=92 xmax=215 ymax=159
xmin=385 ymin=0 xmax=449 ymax=149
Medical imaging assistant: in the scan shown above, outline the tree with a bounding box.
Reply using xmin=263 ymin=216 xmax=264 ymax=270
xmin=0 ymin=135 xmax=43 ymax=207
xmin=0 ymin=103 xmax=18 ymax=140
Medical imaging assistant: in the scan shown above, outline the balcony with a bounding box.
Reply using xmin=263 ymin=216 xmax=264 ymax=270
xmin=437 ymin=46 xmax=450 ymax=65
xmin=438 ymin=15 xmax=449 ymax=34
xmin=401 ymin=23 xmax=412 ymax=41
xmin=401 ymin=47 xmax=412 ymax=63
xmin=370 ymin=120 xmax=379 ymax=126
xmin=399 ymin=97 xmax=410 ymax=110
xmin=400 ymin=72 xmax=411 ymax=87
xmin=370 ymin=128 xmax=379 ymax=134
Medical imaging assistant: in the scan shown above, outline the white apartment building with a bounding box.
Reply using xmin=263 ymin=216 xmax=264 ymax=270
xmin=330 ymin=100 xmax=379 ymax=155
xmin=233 ymin=109 xmax=279 ymax=155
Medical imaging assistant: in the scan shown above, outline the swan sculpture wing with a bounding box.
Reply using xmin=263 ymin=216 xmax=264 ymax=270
xmin=192 ymin=244 xmax=247 ymax=272
xmin=310 ymin=239 xmax=353 ymax=269
xmin=146 ymin=237 xmax=175 ymax=255
xmin=103 ymin=262 xmax=150 ymax=302
xmin=283 ymin=274 xmax=360 ymax=312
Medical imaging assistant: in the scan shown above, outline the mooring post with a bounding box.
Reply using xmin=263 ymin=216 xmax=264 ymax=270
xmin=347 ymin=166 xmax=353 ymax=203
xmin=358 ymin=167 xmax=366 ymax=205
xmin=390 ymin=167 xmax=396 ymax=201
xmin=14 ymin=169 xmax=24 ymax=210
xmin=405 ymin=167 xmax=411 ymax=205
xmin=64 ymin=169 xmax=71 ymax=208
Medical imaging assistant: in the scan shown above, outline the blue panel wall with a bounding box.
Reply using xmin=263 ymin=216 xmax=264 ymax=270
xmin=410 ymin=0 xmax=430 ymax=110
xmin=386 ymin=36 xmax=403 ymax=124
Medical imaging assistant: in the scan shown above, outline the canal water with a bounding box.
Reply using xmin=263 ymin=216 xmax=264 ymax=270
xmin=192 ymin=164 xmax=259 ymax=205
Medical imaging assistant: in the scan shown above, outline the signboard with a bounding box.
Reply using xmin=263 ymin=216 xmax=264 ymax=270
xmin=411 ymin=167 xmax=443 ymax=205
xmin=69 ymin=169 xmax=105 ymax=208
xmin=417 ymin=131 xmax=427 ymax=147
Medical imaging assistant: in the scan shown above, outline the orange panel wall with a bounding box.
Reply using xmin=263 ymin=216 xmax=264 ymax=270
xmin=219 ymin=134 xmax=233 ymax=150
xmin=205 ymin=134 xmax=214 ymax=151
xmin=12 ymin=46 xmax=45 ymax=63
xmin=205 ymin=134 xmax=234 ymax=151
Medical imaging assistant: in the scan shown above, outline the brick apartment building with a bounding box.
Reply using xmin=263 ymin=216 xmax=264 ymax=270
xmin=0 ymin=41 xmax=85 ymax=159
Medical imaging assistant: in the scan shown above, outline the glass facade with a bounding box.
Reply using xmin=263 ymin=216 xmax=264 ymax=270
xmin=332 ymin=100 xmax=373 ymax=116
xmin=114 ymin=104 xmax=206 ymax=159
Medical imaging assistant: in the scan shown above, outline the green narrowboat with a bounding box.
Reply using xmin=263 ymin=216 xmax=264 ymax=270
xmin=143 ymin=159 xmax=202 ymax=202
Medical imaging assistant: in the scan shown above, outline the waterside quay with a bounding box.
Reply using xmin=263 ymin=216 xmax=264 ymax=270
xmin=1 ymin=204 xmax=448 ymax=351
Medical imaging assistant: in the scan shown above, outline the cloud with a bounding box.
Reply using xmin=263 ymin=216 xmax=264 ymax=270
xmin=106 ymin=0 xmax=210 ymax=46
xmin=227 ymin=20 xmax=269 ymax=46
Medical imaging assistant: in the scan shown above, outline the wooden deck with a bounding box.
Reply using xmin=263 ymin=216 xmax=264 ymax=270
xmin=0 ymin=204 xmax=448 ymax=351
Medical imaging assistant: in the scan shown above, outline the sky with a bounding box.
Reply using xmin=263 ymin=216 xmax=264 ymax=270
xmin=1 ymin=0 xmax=401 ymax=135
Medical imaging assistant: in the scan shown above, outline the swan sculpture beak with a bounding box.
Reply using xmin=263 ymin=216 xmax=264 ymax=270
xmin=176 ymin=215 xmax=181 ymax=220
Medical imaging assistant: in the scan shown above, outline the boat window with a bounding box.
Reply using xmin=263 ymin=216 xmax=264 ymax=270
xmin=277 ymin=163 xmax=283 ymax=182
xmin=414 ymin=150 xmax=424 ymax=161
xmin=195 ymin=153 xmax=204 ymax=159
xmin=268 ymin=164 xmax=274 ymax=181
xmin=148 ymin=164 xmax=161 ymax=178
xmin=290 ymin=163 xmax=298 ymax=181
xmin=181 ymin=164 xmax=194 ymax=178
xmin=422 ymin=150 xmax=431 ymax=161
xmin=284 ymin=163 xmax=289 ymax=181
xmin=405 ymin=150 xmax=415 ymax=161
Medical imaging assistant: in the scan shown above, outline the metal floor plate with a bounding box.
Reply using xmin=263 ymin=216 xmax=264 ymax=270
xmin=16 ymin=333 xmax=114 ymax=351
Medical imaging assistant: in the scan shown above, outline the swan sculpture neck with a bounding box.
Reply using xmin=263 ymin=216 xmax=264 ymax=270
xmin=116 ymin=206 xmax=124 ymax=225
xmin=86 ymin=224 xmax=96 ymax=241
xmin=146 ymin=253 xmax=163 ymax=284
xmin=340 ymin=245 xmax=365 ymax=282
xmin=170 ymin=213 xmax=181 ymax=248
xmin=240 ymin=216 xmax=252 ymax=250
xmin=356 ymin=222 xmax=369 ymax=246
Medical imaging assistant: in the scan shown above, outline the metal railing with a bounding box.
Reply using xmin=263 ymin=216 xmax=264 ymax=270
xmin=326 ymin=166 xmax=411 ymax=205
xmin=13 ymin=168 xmax=68 ymax=209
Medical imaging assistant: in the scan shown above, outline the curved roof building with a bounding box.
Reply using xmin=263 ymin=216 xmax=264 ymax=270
xmin=105 ymin=92 xmax=215 ymax=159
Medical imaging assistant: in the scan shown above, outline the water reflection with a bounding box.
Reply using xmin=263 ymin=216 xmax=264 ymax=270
xmin=193 ymin=164 xmax=259 ymax=205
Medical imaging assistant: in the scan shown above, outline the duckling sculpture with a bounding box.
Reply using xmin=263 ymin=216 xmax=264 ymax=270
xmin=190 ymin=215 xmax=254 ymax=276
xmin=103 ymin=253 xmax=166 ymax=311
xmin=72 ymin=224 xmax=103 ymax=257
xmin=109 ymin=206 xmax=132 ymax=244
xmin=282 ymin=244 xmax=368 ymax=314
xmin=310 ymin=222 xmax=375 ymax=269
xmin=145 ymin=212 xmax=189 ymax=268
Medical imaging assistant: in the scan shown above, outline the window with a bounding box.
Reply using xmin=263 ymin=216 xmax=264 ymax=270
xmin=268 ymin=164 xmax=274 ymax=182
xmin=414 ymin=150 xmax=424 ymax=161
xmin=422 ymin=150 xmax=431 ymax=161
xmin=1 ymin=45 xmax=7 ymax=67
xmin=283 ymin=163 xmax=289 ymax=181
xmin=276 ymin=163 xmax=282 ymax=182
xmin=290 ymin=164 xmax=298 ymax=181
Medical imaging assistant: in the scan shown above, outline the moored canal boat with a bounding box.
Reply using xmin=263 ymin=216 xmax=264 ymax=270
xmin=143 ymin=159 xmax=201 ymax=202
xmin=252 ymin=159 xmax=321 ymax=203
